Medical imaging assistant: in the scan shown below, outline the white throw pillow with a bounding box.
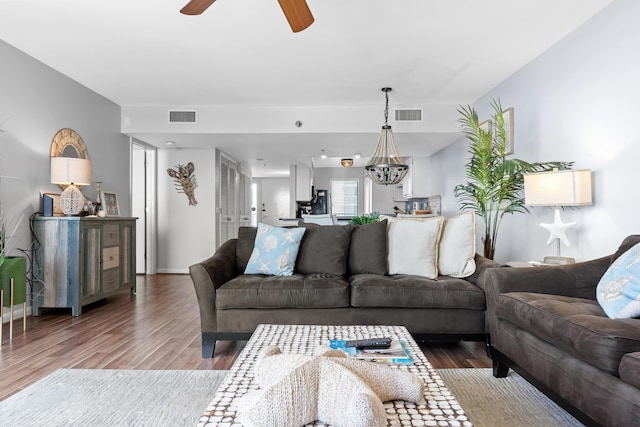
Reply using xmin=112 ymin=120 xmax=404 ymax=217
xmin=439 ymin=212 xmax=477 ymax=278
xmin=384 ymin=216 xmax=444 ymax=278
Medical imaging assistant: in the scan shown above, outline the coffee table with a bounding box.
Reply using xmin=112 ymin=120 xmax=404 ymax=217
xmin=198 ymin=324 xmax=472 ymax=426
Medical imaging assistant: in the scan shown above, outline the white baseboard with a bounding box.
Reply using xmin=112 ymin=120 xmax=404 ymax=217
xmin=1 ymin=303 xmax=31 ymax=323
xmin=156 ymin=268 xmax=190 ymax=274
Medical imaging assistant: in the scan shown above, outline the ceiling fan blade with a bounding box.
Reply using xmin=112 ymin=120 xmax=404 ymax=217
xmin=180 ymin=0 xmax=217 ymax=15
xmin=278 ymin=0 xmax=314 ymax=32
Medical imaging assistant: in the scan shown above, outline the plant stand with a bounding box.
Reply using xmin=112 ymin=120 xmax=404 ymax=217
xmin=1 ymin=256 xmax=27 ymax=342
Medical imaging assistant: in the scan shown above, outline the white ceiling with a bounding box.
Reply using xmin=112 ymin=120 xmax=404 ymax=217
xmin=0 ymin=0 xmax=612 ymax=176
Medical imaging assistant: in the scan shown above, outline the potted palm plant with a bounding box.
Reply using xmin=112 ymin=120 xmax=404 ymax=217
xmin=454 ymin=99 xmax=572 ymax=260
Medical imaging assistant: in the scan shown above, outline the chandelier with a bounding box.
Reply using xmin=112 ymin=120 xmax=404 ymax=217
xmin=365 ymin=88 xmax=408 ymax=185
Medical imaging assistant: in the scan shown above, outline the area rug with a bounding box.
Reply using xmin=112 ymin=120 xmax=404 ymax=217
xmin=0 ymin=369 xmax=228 ymax=427
xmin=0 ymin=368 xmax=585 ymax=427
xmin=438 ymin=368 xmax=585 ymax=427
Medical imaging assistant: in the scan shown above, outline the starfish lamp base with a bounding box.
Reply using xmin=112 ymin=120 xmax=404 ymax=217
xmin=543 ymin=255 xmax=575 ymax=265
xmin=540 ymin=208 xmax=577 ymax=264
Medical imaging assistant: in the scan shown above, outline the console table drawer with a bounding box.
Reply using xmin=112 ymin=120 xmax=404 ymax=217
xmin=103 ymin=224 xmax=120 ymax=247
xmin=102 ymin=268 xmax=120 ymax=292
xmin=102 ymin=246 xmax=120 ymax=270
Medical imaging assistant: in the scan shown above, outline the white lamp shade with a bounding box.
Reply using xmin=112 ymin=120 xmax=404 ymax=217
xmin=524 ymin=169 xmax=592 ymax=206
xmin=51 ymin=157 xmax=92 ymax=185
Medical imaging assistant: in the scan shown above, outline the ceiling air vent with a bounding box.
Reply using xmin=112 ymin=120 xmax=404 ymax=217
xmin=169 ymin=110 xmax=197 ymax=124
xmin=394 ymin=108 xmax=423 ymax=122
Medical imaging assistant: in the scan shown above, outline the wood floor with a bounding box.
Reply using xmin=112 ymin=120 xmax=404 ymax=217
xmin=0 ymin=274 xmax=491 ymax=401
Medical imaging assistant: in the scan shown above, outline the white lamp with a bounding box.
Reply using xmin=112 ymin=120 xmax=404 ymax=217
xmin=524 ymin=169 xmax=592 ymax=264
xmin=50 ymin=157 xmax=92 ymax=216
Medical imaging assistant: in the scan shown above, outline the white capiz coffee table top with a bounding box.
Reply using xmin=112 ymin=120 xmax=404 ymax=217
xmin=198 ymin=324 xmax=472 ymax=426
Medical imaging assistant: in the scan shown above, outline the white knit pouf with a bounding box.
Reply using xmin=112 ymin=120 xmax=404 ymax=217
xmin=237 ymin=346 xmax=425 ymax=427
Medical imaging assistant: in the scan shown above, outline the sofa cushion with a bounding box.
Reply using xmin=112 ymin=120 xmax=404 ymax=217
xmin=349 ymin=274 xmax=485 ymax=310
xmin=216 ymin=273 xmax=350 ymax=309
xmin=236 ymin=226 xmax=258 ymax=273
xmin=619 ymin=352 xmax=640 ymax=389
xmin=348 ymin=219 xmax=388 ymax=275
xmin=295 ymin=222 xmax=352 ymax=276
xmin=495 ymin=292 xmax=640 ymax=375
xmin=439 ymin=212 xmax=476 ymax=278
xmin=597 ymin=241 xmax=640 ymax=319
xmin=385 ymin=216 xmax=444 ymax=279
xmin=245 ymin=223 xmax=306 ymax=276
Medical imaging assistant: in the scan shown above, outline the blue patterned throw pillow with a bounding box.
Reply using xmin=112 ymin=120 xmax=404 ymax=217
xmin=597 ymin=242 xmax=640 ymax=319
xmin=244 ymin=223 xmax=306 ymax=276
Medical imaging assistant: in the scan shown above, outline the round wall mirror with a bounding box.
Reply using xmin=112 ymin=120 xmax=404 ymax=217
xmin=50 ymin=128 xmax=88 ymax=159
xmin=50 ymin=128 xmax=89 ymax=189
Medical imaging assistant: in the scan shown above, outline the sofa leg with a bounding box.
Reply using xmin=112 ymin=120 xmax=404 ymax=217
xmin=484 ymin=335 xmax=492 ymax=359
xmin=202 ymin=332 xmax=217 ymax=358
xmin=489 ymin=346 xmax=510 ymax=378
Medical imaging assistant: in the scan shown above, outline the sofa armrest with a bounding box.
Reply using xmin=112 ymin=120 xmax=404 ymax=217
xmin=464 ymin=254 xmax=502 ymax=288
xmin=486 ymin=255 xmax=611 ymax=299
xmin=189 ymin=238 xmax=238 ymax=333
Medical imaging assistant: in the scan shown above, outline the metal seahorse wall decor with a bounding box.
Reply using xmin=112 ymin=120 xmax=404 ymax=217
xmin=167 ymin=162 xmax=198 ymax=206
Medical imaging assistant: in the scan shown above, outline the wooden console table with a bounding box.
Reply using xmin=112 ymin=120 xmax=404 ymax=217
xmin=33 ymin=216 xmax=136 ymax=316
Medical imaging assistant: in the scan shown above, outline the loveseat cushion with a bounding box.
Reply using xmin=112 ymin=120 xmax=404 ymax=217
xmin=619 ymin=352 xmax=640 ymax=388
xmin=216 ymin=274 xmax=350 ymax=309
xmin=295 ymin=223 xmax=352 ymax=276
xmin=495 ymin=292 xmax=640 ymax=375
xmin=348 ymin=220 xmax=388 ymax=275
xmin=349 ymin=274 xmax=485 ymax=310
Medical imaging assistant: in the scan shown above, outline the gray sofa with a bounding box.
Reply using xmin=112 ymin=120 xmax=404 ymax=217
xmin=190 ymin=220 xmax=498 ymax=358
xmin=485 ymin=235 xmax=640 ymax=427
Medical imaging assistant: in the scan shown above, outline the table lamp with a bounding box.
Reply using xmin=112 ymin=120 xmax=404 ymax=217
xmin=50 ymin=157 xmax=92 ymax=216
xmin=524 ymin=169 xmax=592 ymax=264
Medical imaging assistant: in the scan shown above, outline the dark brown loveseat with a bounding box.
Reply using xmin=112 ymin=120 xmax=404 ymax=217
xmin=190 ymin=220 xmax=498 ymax=358
xmin=485 ymin=235 xmax=640 ymax=427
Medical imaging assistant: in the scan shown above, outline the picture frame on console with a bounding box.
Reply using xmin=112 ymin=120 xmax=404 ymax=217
xmin=101 ymin=191 xmax=120 ymax=217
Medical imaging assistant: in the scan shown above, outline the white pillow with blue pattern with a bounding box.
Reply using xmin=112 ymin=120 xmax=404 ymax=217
xmin=244 ymin=223 xmax=306 ymax=276
xmin=596 ymin=242 xmax=640 ymax=319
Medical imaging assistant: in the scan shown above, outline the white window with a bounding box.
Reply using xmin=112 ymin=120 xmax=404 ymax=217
xmin=331 ymin=179 xmax=358 ymax=217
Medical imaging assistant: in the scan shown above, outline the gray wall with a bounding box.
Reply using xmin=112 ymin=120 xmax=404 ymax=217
xmin=430 ymin=0 xmax=639 ymax=263
xmin=0 ymin=39 xmax=129 ymax=260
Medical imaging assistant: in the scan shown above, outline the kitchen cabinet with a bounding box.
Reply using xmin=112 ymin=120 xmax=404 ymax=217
xmin=33 ymin=216 xmax=136 ymax=316
xmin=402 ymin=157 xmax=431 ymax=199
xmin=293 ymin=164 xmax=312 ymax=201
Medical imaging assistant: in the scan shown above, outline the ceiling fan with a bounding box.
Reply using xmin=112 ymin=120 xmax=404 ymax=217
xmin=180 ymin=0 xmax=314 ymax=33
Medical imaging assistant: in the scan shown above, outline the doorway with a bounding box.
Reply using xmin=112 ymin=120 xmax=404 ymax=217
xmin=131 ymin=139 xmax=157 ymax=274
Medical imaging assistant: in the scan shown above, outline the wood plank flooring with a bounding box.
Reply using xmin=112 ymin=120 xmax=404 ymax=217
xmin=0 ymin=274 xmax=491 ymax=401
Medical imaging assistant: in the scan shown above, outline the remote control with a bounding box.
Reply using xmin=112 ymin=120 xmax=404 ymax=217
xmin=344 ymin=337 xmax=392 ymax=349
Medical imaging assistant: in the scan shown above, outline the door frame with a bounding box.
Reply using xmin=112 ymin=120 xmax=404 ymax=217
xmin=130 ymin=138 xmax=157 ymax=275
